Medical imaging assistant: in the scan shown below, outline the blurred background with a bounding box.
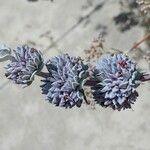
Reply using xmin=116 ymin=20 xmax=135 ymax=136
xmin=0 ymin=0 xmax=150 ymax=150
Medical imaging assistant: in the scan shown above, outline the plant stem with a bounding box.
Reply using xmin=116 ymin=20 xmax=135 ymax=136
xmin=84 ymin=79 xmax=98 ymax=86
xmin=84 ymin=73 xmax=150 ymax=87
xmin=36 ymin=71 xmax=49 ymax=78
xmin=36 ymin=71 xmax=150 ymax=85
xmin=130 ymin=32 xmax=150 ymax=51
xmin=140 ymin=74 xmax=150 ymax=82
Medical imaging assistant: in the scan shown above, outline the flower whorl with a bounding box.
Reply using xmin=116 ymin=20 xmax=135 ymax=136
xmin=41 ymin=54 xmax=89 ymax=108
xmin=93 ymin=53 xmax=141 ymax=110
xmin=5 ymin=46 xmax=44 ymax=86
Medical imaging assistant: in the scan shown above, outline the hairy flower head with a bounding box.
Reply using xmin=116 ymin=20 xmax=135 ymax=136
xmin=5 ymin=45 xmax=44 ymax=86
xmin=93 ymin=53 xmax=142 ymax=110
xmin=41 ymin=54 xmax=89 ymax=108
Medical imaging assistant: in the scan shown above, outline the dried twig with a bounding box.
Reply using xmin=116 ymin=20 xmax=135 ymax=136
xmin=130 ymin=32 xmax=150 ymax=51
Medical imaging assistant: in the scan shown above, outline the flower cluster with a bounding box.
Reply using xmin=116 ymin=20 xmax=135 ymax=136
xmin=1 ymin=43 xmax=146 ymax=110
xmin=92 ymin=53 xmax=142 ymax=110
xmin=41 ymin=54 xmax=89 ymax=108
xmin=5 ymin=46 xmax=44 ymax=86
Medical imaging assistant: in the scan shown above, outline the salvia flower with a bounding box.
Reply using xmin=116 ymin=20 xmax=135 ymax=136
xmin=5 ymin=45 xmax=44 ymax=86
xmin=93 ymin=53 xmax=142 ymax=110
xmin=41 ymin=54 xmax=89 ymax=108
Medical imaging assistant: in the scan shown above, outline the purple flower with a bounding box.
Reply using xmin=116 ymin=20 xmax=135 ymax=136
xmin=93 ymin=53 xmax=142 ymax=110
xmin=41 ymin=54 xmax=89 ymax=108
xmin=5 ymin=45 xmax=44 ymax=86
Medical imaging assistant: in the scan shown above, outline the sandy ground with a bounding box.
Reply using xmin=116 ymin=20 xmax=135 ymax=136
xmin=0 ymin=0 xmax=150 ymax=150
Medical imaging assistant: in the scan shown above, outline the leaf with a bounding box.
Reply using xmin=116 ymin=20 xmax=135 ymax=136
xmin=0 ymin=45 xmax=11 ymax=62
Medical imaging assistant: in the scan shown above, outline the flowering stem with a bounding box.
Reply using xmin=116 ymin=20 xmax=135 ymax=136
xmin=36 ymin=71 xmax=49 ymax=78
xmin=140 ymin=74 xmax=150 ymax=82
xmin=84 ymin=79 xmax=98 ymax=86
xmin=130 ymin=32 xmax=150 ymax=51
xmin=84 ymin=74 xmax=150 ymax=87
